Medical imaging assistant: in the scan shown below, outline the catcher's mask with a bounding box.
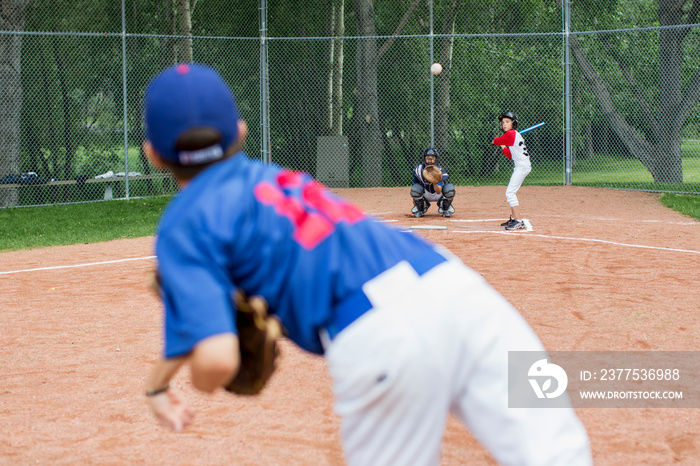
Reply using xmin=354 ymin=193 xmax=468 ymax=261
xmin=498 ymin=112 xmax=518 ymax=130
xmin=423 ymin=147 xmax=439 ymax=165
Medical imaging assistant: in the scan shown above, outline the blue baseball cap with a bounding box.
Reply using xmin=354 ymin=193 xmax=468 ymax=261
xmin=144 ymin=63 xmax=240 ymax=166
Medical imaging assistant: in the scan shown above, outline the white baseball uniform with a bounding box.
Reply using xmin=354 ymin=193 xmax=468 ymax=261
xmin=496 ymin=130 xmax=532 ymax=207
xmin=324 ymin=249 xmax=592 ymax=466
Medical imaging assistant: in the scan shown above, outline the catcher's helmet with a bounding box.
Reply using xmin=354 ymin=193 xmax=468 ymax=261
xmin=423 ymin=147 xmax=439 ymax=164
xmin=498 ymin=112 xmax=518 ymax=129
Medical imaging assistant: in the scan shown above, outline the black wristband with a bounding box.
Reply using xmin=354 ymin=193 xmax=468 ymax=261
xmin=145 ymin=384 xmax=170 ymax=397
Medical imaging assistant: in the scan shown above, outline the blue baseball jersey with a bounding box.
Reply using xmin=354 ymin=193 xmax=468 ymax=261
xmin=156 ymin=153 xmax=441 ymax=356
xmin=413 ymin=163 xmax=448 ymax=194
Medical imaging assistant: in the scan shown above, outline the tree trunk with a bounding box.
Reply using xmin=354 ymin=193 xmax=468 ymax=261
xmin=52 ymin=39 xmax=75 ymax=202
xmin=177 ymin=0 xmax=193 ymax=62
xmin=353 ymin=0 xmax=382 ymax=187
xmin=331 ymin=0 xmax=344 ymax=136
xmin=323 ymin=0 xmax=344 ymax=136
xmin=0 ymin=0 xmax=32 ymax=207
xmin=161 ymin=0 xmax=177 ymax=68
xmin=435 ymin=1 xmax=460 ymax=158
xmin=656 ymin=19 xmax=683 ymax=182
xmin=130 ymin=1 xmax=155 ymax=194
xmin=321 ymin=0 xmax=336 ymax=135
xmin=38 ymin=47 xmax=58 ymax=180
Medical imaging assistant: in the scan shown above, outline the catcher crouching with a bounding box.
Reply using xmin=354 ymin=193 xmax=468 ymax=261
xmin=411 ymin=147 xmax=456 ymax=218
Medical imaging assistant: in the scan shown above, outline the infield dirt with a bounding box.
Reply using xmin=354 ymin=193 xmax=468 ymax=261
xmin=0 ymin=185 xmax=698 ymax=464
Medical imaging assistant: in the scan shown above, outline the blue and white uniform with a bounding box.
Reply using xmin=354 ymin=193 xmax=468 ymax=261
xmin=157 ymin=153 xmax=443 ymax=356
xmin=156 ymin=153 xmax=591 ymax=466
xmin=413 ymin=162 xmax=448 ymax=203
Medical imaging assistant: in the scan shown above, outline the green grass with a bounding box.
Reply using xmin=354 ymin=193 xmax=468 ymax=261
xmin=681 ymin=138 xmax=700 ymax=154
xmin=659 ymin=193 xmax=700 ymax=221
xmin=0 ymin=197 xmax=172 ymax=252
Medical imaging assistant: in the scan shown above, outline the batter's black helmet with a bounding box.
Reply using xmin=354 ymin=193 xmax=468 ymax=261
xmin=423 ymin=147 xmax=439 ymax=164
xmin=498 ymin=112 xmax=518 ymax=129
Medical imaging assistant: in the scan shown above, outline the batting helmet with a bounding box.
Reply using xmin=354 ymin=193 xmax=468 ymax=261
xmin=498 ymin=112 xmax=518 ymax=129
xmin=423 ymin=147 xmax=439 ymax=164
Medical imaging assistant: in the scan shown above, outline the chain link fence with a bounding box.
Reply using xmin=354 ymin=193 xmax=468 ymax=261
xmin=571 ymin=26 xmax=700 ymax=190
xmin=1 ymin=1 xmax=699 ymax=208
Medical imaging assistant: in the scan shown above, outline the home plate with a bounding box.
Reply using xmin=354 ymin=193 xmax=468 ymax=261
xmin=410 ymin=225 xmax=448 ymax=230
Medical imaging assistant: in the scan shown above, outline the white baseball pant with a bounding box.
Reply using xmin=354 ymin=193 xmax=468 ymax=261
xmin=506 ymin=164 xmax=532 ymax=207
xmin=423 ymin=191 xmax=443 ymax=203
xmin=324 ymin=255 xmax=591 ymax=466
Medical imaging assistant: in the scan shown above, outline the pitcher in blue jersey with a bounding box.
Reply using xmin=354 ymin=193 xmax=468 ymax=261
xmin=142 ymin=63 xmax=591 ymax=466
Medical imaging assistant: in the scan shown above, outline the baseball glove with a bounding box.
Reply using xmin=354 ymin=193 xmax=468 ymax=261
xmin=224 ymin=290 xmax=283 ymax=396
xmin=423 ymin=165 xmax=443 ymax=184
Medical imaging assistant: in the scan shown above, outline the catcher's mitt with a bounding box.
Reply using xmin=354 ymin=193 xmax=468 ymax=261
xmin=225 ymin=290 xmax=283 ymax=396
xmin=423 ymin=165 xmax=443 ymax=184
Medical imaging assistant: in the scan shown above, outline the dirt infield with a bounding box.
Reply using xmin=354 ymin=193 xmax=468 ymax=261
xmin=1 ymin=186 xmax=698 ymax=465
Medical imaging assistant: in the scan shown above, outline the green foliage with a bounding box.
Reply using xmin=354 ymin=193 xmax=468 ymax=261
xmin=0 ymin=197 xmax=172 ymax=252
xmin=681 ymin=138 xmax=700 ymax=154
xmin=19 ymin=0 xmax=261 ymax=194
xmin=571 ymin=0 xmax=658 ymax=31
xmin=9 ymin=0 xmax=700 ymax=204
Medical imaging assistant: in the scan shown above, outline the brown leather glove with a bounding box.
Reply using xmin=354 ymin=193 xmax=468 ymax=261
xmin=423 ymin=165 xmax=443 ymax=184
xmin=224 ymin=291 xmax=283 ymax=396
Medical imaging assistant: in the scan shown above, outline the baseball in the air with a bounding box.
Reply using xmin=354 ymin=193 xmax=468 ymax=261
xmin=430 ymin=63 xmax=443 ymax=75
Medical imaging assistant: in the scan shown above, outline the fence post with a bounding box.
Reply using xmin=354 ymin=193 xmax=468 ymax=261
xmin=429 ymin=0 xmax=434 ymax=147
xmin=563 ymin=0 xmax=572 ymax=185
xmin=121 ymin=0 xmax=130 ymax=198
xmin=259 ymin=0 xmax=271 ymax=164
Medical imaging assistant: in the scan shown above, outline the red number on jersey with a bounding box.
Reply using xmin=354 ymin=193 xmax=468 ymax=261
xmin=254 ymin=170 xmax=366 ymax=249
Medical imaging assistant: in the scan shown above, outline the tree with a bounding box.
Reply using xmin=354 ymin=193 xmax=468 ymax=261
xmin=571 ymin=0 xmax=700 ymax=182
xmin=434 ymin=0 xmax=462 ymax=158
xmin=322 ymin=0 xmax=345 ymax=136
xmin=331 ymin=0 xmax=345 ymax=135
xmin=177 ymin=0 xmax=194 ymax=62
xmin=0 ymin=0 xmax=33 ymax=207
xmin=352 ymin=0 xmax=382 ymax=186
xmin=159 ymin=0 xmax=195 ymax=66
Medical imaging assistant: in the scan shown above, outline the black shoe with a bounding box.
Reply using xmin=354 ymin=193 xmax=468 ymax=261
xmin=501 ymin=218 xmax=515 ymax=227
xmin=505 ymin=219 xmax=525 ymax=230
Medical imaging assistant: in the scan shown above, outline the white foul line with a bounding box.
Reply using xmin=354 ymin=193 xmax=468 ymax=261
xmin=2 ymin=221 xmax=698 ymax=276
xmin=449 ymin=218 xmax=513 ymax=223
xmin=0 ymin=255 xmax=156 ymax=276
xmin=451 ymin=230 xmax=700 ymax=255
